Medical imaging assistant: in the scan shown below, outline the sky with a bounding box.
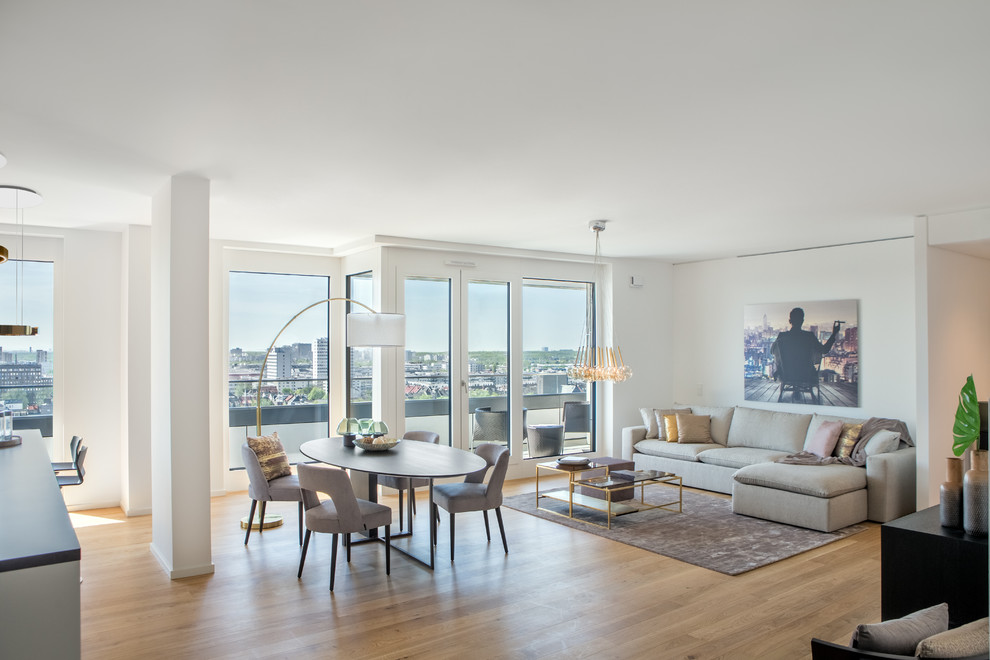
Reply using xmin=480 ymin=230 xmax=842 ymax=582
xmin=743 ymin=299 xmax=859 ymax=333
xmin=0 ymin=260 xmax=54 ymax=352
xmin=229 ymin=272 xmax=591 ymax=353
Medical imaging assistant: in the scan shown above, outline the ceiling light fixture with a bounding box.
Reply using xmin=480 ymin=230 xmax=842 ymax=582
xmin=567 ymin=220 xmax=632 ymax=384
xmin=0 ymin=185 xmax=42 ymax=336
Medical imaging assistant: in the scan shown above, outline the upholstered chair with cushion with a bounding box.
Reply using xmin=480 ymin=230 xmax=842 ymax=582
xmin=297 ymin=463 xmax=392 ymax=591
xmin=242 ymin=437 xmax=304 ymax=546
xmin=377 ymin=430 xmax=440 ymax=531
xmin=810 ymin=603 xmax=989 ymax=660
xmin=52 ymin=435 xmax=83 ymax=472
xmin=431 ymin=442 xmax=509 ymax=561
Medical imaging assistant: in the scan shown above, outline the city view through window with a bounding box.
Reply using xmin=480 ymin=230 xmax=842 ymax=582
xmin=0 ymin=260 xmax=54 ymax=429
xmin=228 ymin=271 xmax=596 ymax=466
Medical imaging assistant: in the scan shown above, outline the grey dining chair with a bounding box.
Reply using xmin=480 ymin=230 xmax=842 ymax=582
xmin=52 ymin=435 xmax=83 ymax=472
xmin=377 ymin=430 xmax=440 ymax=531
xmin=431 ymin=442 xmax=509 ymax=562
xmin=241 ymin=443 xmax=304 ymax=546
xmin=297 ymin=463 xmax=392 ymax=591
xmin=56 ymin=445 xmax=87 ymax=488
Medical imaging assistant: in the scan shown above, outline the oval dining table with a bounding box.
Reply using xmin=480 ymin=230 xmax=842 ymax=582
xmin=300 ymin=437 xmax=487 ymax=569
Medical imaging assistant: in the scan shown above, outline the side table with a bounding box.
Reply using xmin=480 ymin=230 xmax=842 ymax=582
xmin=881 ymin=505 xmax=988 ymax=627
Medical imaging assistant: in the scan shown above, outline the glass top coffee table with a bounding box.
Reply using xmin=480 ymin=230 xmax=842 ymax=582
xmin=570 ymin=469 xmax=683 ymax=529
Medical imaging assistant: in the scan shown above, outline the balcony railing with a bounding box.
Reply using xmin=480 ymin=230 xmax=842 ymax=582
xmin=229 ymin=383 xmax=593 ymax=469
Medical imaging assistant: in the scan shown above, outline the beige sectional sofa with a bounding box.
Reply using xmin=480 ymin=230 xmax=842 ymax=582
xmin=621 ymin=405 xmax=917 ymax=532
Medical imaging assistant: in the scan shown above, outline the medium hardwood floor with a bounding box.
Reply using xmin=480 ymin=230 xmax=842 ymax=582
xmin=75 ymin=477 xmax=881 ymax=659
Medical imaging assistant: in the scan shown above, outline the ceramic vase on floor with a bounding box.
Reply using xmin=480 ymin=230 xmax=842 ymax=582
xmin=963 ymin=449 xmax=988 ymax=537
xmin=940 ymin=457 xmax=964 ymax=528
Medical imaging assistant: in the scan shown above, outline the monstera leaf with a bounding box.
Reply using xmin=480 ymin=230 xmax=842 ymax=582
xmin=952 ymin=375 xmax=981 ymax=456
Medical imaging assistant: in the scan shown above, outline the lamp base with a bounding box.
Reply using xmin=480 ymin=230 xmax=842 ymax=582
xmin=342 ymin=434 xmax=356 ymax=448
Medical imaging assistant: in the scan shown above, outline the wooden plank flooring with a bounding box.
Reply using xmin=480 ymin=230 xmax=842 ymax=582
xmin=75 ymin=477 xmax=881 ymax=659
xmin=744 ymin=379 xmax=858 ymax=407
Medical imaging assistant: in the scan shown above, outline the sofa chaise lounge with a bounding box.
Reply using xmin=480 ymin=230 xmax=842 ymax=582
xmin=621 ymin=405 xmax=916 ymax=532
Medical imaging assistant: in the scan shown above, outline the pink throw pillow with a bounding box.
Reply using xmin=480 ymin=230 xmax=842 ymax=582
xmin=805 ymin=420 xmax=844 ymax=458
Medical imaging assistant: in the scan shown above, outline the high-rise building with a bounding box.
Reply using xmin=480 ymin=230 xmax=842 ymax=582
xmin=313 ymin=337 xmax=328 ymax=379
xmin=265 ymin=348 xmax=291 ymax=382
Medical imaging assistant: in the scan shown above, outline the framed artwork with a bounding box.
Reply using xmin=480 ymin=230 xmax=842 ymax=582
xmin=743 ymin=299 xmax=859 ymax=407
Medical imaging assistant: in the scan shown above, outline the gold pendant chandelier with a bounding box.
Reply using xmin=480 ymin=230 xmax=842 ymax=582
xmin=567 ymin=220 xmax=631 ymax=383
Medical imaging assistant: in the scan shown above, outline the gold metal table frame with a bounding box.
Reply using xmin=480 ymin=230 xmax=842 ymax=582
xmin=568 ymin=471 xmax=683 ymax=529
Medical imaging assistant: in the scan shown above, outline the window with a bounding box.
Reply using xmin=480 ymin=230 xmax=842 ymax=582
xmin=404 ymin=277 xmax=451 ymax=445
xmin=0 ymin=260 xmax=54 ymax=435
xmin=228 ymin=271 xmax=330 ymax=467
xmin=346 ymin=271 xmax=374 ymax=419
xmin=522 ymin=278 xmax=594 ymax=455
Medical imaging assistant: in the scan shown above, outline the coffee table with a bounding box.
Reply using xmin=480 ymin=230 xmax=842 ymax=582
xmin=570 ymin=470 xmax=683 ymax=529
xmin=536 ymin=458 xmax=626 ymax=517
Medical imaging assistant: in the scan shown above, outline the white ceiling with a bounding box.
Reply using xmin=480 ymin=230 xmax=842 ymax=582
xmin=1 ymin=1 xmax=988 ymax=262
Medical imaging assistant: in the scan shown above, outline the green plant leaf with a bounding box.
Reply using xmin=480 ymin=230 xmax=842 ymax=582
xmin=952 ymin=375 xmax=981 ymax=456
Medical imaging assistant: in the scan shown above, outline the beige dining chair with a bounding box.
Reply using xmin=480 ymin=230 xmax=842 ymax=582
xmin=297 ymin=463 xmax=392 ymax=591
xmin=377 ymin=430 xmax=440 ymax=531
xmin=431 ymin=442 xmax=509 ymax=562
xmin=241 ymin=443 xmax=304 ymax=546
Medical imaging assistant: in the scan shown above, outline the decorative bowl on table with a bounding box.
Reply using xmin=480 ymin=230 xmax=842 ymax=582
xmin=353 ymin=437 xmax=400 ymax=452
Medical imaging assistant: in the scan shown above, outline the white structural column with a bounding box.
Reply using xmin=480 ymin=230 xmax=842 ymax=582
xmin=149 ymin=175 xmax=214 ymax=579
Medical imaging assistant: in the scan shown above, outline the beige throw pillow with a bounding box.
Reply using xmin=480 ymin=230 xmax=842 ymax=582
xmin=247 ymin=431 xmax=292 ymax=481
xmin=676 ymin=414 xmax=712 ymax=443
xmin=640 ymin=408 xmax=660 ymax=439
xmin=653 ymin=408 xmax=691 ymax=441
xmin=852 ymin=603 xmax=949 ymax=655
xmin=917 ymin=617 xmax=989 ymax=658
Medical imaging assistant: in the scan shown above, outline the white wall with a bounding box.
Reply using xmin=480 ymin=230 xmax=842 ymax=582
xmin=60 ymin=229 xmax=123 ymax=510
xmin=920 ymin=245 xmax=990 ymax=506
xmin=669 ymin=238 xmax=917 ymax=429
xmin=609 ymin=258 xmax=675 ymax=454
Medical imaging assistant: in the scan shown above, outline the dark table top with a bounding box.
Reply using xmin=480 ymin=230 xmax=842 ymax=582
xmin=300 ymin=437 xmax=487 ymax=479
xmin=884 ymin=504 xmax=989 ymax=545
xmin=0 ymin=436 xmax=80 ymax=572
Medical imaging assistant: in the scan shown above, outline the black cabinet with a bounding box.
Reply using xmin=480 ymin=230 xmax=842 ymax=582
xmin=881 ymin=505 xmax=988 ymax=627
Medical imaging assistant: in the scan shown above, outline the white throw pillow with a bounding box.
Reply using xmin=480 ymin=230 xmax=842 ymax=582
xmin=864 ymin=429 xmax=901 ymax=456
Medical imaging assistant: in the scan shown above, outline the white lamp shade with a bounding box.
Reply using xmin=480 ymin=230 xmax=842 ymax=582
xmin=346 ymin=313 xmax=405 ymax=347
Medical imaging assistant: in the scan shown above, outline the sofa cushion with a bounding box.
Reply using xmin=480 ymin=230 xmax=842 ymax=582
xmin=834 ymin=423 xmax=863 ymax=459
xmin=852 ymin=603 xmax=949 ymax=655
xmin=727 ymin=407 xmax=812 ymax=454
xmin=639 ymin=408 xmax=660 ymax=438
xmin=676 ymin=414 xmax=712 ymax=443
xmin=805 ymin=413 xmax=867 ymax=450
xmin=662 ymin=414 xmax=680 ymax=443
xmin=734 ymin=462 xmax=867 ymax=498
xmin=697 ymin=446 xmax=790 ymax=469
xmin=916 ymin=616 xmax=989 ymax=658
xmin=804 ymin=420 xmax=843 ymax=458
xmin=865 ymin=429 xmax=902 ymax=456
xmin=687 ymin=405 xmax=734 ymax=445
xmin=634 ymin=439 xmax=720 ymax=462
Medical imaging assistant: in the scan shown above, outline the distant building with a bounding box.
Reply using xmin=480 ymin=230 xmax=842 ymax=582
xmin=266 ymin=349 xmax=291 ymax=381
xmin=291 ymin=342 xmax=312 ymax=362
xmin=312 ymin=337 xmax=328 ymax=379
xmin=0 ymin=362 xmax=51 ymax=388
xmin=537 ymin=373 xmax=569 ymax=395
xmin=36 ymin=349 xmax=48 ymax=363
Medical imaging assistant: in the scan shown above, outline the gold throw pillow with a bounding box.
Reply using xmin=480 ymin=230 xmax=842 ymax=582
xmin=663 ymin=414 xmax=680 ymax=443
xmin=833 ymin=423 xmax=863 ymax=459
xmin=247 ymin=431 xmax=292 ymax=481
xmin=676 ymin=414 xmax=712 ymax=443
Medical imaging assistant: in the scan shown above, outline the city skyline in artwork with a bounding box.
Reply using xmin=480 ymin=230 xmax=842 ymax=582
xmin=743 ymin=299 xmax=859 ymax=407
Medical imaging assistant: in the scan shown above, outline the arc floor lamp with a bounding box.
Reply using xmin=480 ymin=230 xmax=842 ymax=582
xmin=254 ymin=298 xmax=405 ymax=436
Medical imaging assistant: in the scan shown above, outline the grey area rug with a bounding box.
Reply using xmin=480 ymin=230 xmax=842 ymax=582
xmin=502 ymin=488 xmax=866 ymax=575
